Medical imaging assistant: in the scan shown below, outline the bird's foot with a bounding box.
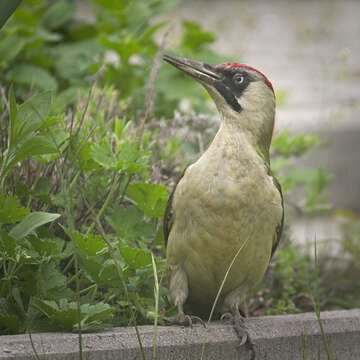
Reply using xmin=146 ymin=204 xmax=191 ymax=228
xmin=221 ymin=311 xmax=254 ymax=349
xmin=233 ymin=317 xmax=248 ymax=347
xmin=220 ymin=312 xmax=233 ymax=324
xmin=232 ymin=311 xmax=255 ymax=360
xmin=222 ymin=312 xmax=248 ymax=346
xmin=165 ymin=313 xmax=206 ymax=328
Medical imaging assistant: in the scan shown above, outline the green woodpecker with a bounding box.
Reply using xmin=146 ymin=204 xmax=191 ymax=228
xmin=163 ymin=54 xmax=284 ymax=342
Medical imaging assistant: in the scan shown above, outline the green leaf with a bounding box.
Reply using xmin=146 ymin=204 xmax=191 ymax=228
xmin=28 ymin=237 xmax=69 ymax=260
xmin=0 ymin=194 xmax=29 ymax=225
xmin=32 ymin=299 xmax=113 ymax=331
xmin=0 ymin=0 xmax=22 ymax=30
xmin=9 ymin=86 xmax=17 ymax=144
xmin=81 ymin=257 xmax=105 ymax=284
xmin=10 ymin=135 xmax=58 ymax=165
xmin=31 ymin=299 xmax=78 ymax=331
xmin=41 ymin=0 xmax=75 ymax=30
xmin=36 ymin=262 xmax=67 ymax=297
xmin=0 ymin=230 xmax=17 ymax=258
xmin=98 ymin=259 xmax=122 ymax=286
xmin=285 ymin=168 xmax=319 ymax=185
xmin=90 ymin=142 xmax=117 ymax=170
xmin=9 ymin=212 xmax=61 ymax=240
xmin=106 ymin=205 xmax=154 ymax=241
xmin=0 ymin=35 xmax=27 ymax=64
xmin=51 ymin=39 xmax=102 ymax=82
xmin=99 ymin=34 xmax=142 ymax=61
xmin=0 ymin=298 xmax=23 ymax=334
xmin=117 ymin=139 xmax=150 ymax=173
xmin=73 ymin=232 xmax=107 ymax=257
xmin=120 ymin=246 xmax=152 ymax=269
xmin=272 ymin=131 xmax=318 ymax=157
xmin=80 ymin=302 xmax=114 ymax=323
xmin=181 ymin=21 xmax=216 ymax=52
xmin=8 ymin=64 xmax=58 ymax=91
xmin=14 ymin=91 xmax=53 ymax=140
xmin=1 ymin=91 xmax=55 ymax=181
xmin=127 ymin=183 xmax=168 ymax=218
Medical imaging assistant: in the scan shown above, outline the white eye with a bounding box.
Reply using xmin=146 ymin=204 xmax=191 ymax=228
xmin=233 ymin=74 xmax=244 ymax=84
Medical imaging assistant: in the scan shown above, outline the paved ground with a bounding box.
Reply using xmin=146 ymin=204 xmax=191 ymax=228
xmin=164 ymin=0 xmax=360 ymax=214
xmin=1 ymin=310 xmax=359 ymax=359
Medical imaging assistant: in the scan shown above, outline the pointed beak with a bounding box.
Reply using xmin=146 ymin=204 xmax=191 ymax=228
xmin=163 ymin=54 xmax=221 ymax=85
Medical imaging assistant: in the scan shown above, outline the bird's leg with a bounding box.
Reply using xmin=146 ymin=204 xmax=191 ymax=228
xmin=165 ymin=264 xmax=205 ymax=327
xmin=240 ymin=298 xmax=249 ymax=317
xmin=230 ymin=303 xmax=248 ymax=346
xmin=221 ymin=290 xmax=255 ymax=358
xmin=221 ymin=299 xmax=248 ymax=323
xmin=165 ymin=302 xmax=205 ymax=327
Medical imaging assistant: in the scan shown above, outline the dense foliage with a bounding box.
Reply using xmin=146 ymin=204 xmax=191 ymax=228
xmin=0 ymin=0 xmax=231 ymax=334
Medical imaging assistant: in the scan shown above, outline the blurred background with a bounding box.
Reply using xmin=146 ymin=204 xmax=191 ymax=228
xmin=1 ymin=0 xmax=359 ymax=334
xmin=160 ymin=0 xmax=360 ymax=247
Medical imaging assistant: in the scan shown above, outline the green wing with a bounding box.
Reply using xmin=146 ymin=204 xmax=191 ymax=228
xmin=163 ymin=168 xmax=187 ymax=248
xmin=270 ymin=174 xmax=284 ymax=259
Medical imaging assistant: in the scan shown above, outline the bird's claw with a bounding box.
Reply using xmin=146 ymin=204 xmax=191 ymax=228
xmin=165 ymin=314 xmax=206 ymax=328
xmin=234 ymin=323 xmax=248 ymax=346
xmin=220 ymin=312 xmax=233 ymax=323
xmin=221 ymin=311 xmax=248 ymax=346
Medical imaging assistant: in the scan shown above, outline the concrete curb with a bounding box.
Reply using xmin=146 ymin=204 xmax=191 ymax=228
xmin=1 ymin=310 xmax=359 ymax=359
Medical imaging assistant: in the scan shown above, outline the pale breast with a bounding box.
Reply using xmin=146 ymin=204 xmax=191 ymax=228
xmin=166 ymin=144 xmax=282 ymax=309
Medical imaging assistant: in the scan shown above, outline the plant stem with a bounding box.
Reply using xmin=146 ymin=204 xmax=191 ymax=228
xmin=86 ymin=199 xmax=146 ymax=360
xmin=86 ymin=172 xmax=121 ymax=235
xmin=151 ymin=253 xmax=160 ymax=360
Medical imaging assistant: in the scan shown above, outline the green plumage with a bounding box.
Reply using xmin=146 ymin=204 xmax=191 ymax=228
xmin=162 ymin=54 xmax=283 ymax=341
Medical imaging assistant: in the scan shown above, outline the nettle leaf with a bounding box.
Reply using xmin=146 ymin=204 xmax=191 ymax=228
xmin=127 ymin=183 xmax=168 ymax=218
xmin=32 ymin=299 xmax=113 ymax=331
xmin=0 ymin=194 xmax=29 ymax=225
xmin=73 ymin=232 xmax=107 ymax=257
xmin=117 ymin=140 xmax=150 ymax=173
xmin=91 ymin=142 xmax=117 ymax=170
xmin=36 ymin=261 xmax=67 ymax=297
xmin=98 ymin=259 xmax=124 ymax=286
xmin=9 ymin=212 xmax=61 ymax=240
xmin=81 ymin=257 xmax=103 ymax=284
xmin=32 ymin=298 xmax=78 ymax=331
xmin=28 ymin=237 xmax=69 ymax=260
xmin=81 ymin=302 xmax=114 ymax=323
xmin=106 ymin=205 xmax=154 ymax=241
xmin=120 ymin=246 xmax=152 ymax=269
xmin=76 ymin=142 xmax=102 ymax=171
xmin=8 ymin=64 xmax=58 ymax=91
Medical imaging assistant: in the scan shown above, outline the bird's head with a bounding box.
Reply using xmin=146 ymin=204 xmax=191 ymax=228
xmin=163 ymin=54 xmax=276 ymax=153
